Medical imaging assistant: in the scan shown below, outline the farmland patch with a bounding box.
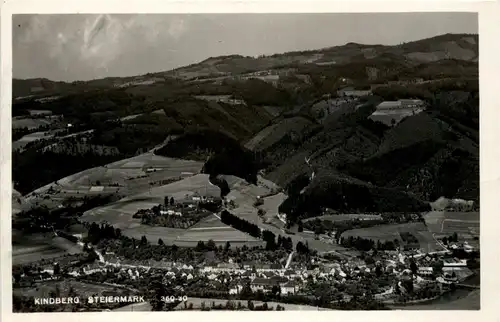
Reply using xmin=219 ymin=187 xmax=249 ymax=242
xmin=341 ymin=222 xmax=439 ymax=252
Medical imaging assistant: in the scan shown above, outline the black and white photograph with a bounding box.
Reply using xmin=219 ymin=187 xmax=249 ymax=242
xmin=8 ymin=11 xmax=480 ymax=313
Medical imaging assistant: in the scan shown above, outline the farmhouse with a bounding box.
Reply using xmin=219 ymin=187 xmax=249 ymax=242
xmin=400 ymin=232 xmax=420 ymax=251
xmin=337 ymin=87 xmax=372 ymax=97
xmin=229 ymin=281 xmax=244 ymax=295
xmin=159 ymin=210 xmax=183 ymax=216
xmin=443 ymin=258 xmax=467 ymax=267
xmin=250 ymin=278 xmax=275 ymax=293
xmin=442 ymin=271 xmax=458 ymax=283
xmin=417 ymin=267 xmax=434 ymax=277
xmin=280 ymin=281 xmax=299 ymax=295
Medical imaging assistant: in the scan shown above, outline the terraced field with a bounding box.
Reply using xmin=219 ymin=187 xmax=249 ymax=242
xmin=14 ymin=279 xmax=128 ymax=299
xmin=12 ymin=117 xmax=53 ymax=130
xmin=24 ymin=152 xmax=204 ymax=207
xmin=303 ymin=214 xmax=383 ymax=222
xmin=12 ymin=231 xmax=83 ymax=265
xmin=423 ymin=211 xmax=480 ymax=248
xmin=81 ymin=174 xmax=263 ymax=247
xmin=12 ymin=131 xmax=54 ymax=151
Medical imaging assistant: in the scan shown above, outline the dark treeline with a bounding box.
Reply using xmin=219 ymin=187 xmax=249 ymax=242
xmin=220 ymin=210 xmax=305 ymax=252
xmin=13 ymin=195 xmax=116 ymax=233
xmin=156 ymin=129 xmax=263 ymax=185
xmin=303 ymin=214 xmax=423 ymax=240
xmin=279 ymin=178 xmax=430 ymax=224
xmin=13 ymin=149 xmax=123 ymax=195
xmin=84 ymin=222 xmax=122 ymax=245
xmin=220 ymin=210 xmax=261 ymax=238
xmin=339 ymin=235 xmax=399 ymax=252
xmin=12 ymin=125 xmax=51 ymax=141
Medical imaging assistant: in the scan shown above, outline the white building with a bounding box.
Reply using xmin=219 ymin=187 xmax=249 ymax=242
xmin=280 ymin=281 xmax=298 ymax=295
xmin=443 ymin=258 xmax=467 ymax=267
xmin=417 ymin=267 xmax=434 ymax=276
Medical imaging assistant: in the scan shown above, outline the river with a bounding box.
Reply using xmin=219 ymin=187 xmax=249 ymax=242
xmin=390 ymin=273 xmax=480 ymax=310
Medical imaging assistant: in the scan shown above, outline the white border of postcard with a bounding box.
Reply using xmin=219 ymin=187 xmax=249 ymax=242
xmin=1 ymin=1 xmax=500 ymax=322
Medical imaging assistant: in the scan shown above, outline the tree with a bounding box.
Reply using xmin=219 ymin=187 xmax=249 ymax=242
xmin=140 ymin=235 xmax=148 ymax=245
xmin=53 ymin=263 xmax=60 ymax=275
xmin=224 ymin=241 xmax=231 ymax=251
xmin=207 ymin=239 xmax=216 ymax=251
xmin=432 ymin=260 xmax=444 ymax=276
xmin=452 ymin=232 xmax=458 ymax=242
xmin=68 ymin=286 xmax=76 ymax=297
xmin=196 ymin=241 xmax=206 ymax=251
xmin=164 ymin=196 xmax=169 ymax=206
xmin=170 ymin=197 xmax=175 ymax=206
xmin=158 ymin=238 xmax=164 ymax=246
xmin=410 ymin=260 xmax=418 ymax=275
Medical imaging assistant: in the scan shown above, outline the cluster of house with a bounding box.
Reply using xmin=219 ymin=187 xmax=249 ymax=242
xmin=135 ymin=195 xmax=219 ymax=219
xmin=375 ymin=99 xmax=426 ymax=110
xmin=369 ymin=99 xmax=426 ymax=126
xmin=447 ymin=241 xmax=476 ymax=253
xmin=413 ymin=253 xmax=471 ymax=283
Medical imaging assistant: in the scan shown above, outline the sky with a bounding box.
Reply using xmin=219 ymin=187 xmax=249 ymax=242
xmin=12 ymin=13 xmax=478 ymax=82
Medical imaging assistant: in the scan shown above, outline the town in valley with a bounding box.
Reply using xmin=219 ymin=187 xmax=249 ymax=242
xmin=11 ymin=13 xmax=480 ymax=312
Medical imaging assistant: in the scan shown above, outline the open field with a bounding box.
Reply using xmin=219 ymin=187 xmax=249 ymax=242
xmin=190 ymin=215 xmax=228 ymax=229
xmin=12 ymin=231 xmax=83 ymax=265
xmin=12 ymin=131 xmax=54 ymax=151
xmin=303 ymin=214 xmax=383 ymax=222
xmin=174 ymin=297 xmax=331 ymax=311
xmin=121 ymin=226 xmax=186 ymax=244
xmin=259 ymin=193 xmax=287 ymax=220
xmin=151 ymin=109 xmax=166 ymax=115
xmin=120 ymin=113 xmax=143 ymax=121
xmin=113 ymin=301 xmax=152 ymax=311
xmin=223 ymin=176 xmax=349 ymax=254
xmin=23 ymin=152 xmax=204 ymax=208
xmin=13 ymin=279 xmax=126 ymax=299
xmin=179 ymin=226 xmax=260 ymax=242
xmin=81 ymin=174 xmax=263 ymax=247
xmin=122 ymin=225 xmax=264 ymax=248
xmin=12 ymin=189 xmax=24 ymax=215
xmin=341 ymin=222 xmax=441 ymax=252
xmin=244 ymin=117 xmax=314 ymax=151
xmin=423 ymin=211 xmax=479 ymax=246
xmin=12 ymin=117 xmax=53 ymax=130
xmin=368 ymin=108 xmax=424 ymax=126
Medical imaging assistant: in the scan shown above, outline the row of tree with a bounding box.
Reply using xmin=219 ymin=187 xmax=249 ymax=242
xmin=220 ymin=210 xmax=261 ymax=238
xmin=339 ymin=235 xmax=399 ymax=251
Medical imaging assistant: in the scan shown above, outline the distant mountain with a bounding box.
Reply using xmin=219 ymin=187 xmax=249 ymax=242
xmin=13 ymin=33 xmax=478 ymax=98
xmin=158 ymin=33 xmax=478 ymax=80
